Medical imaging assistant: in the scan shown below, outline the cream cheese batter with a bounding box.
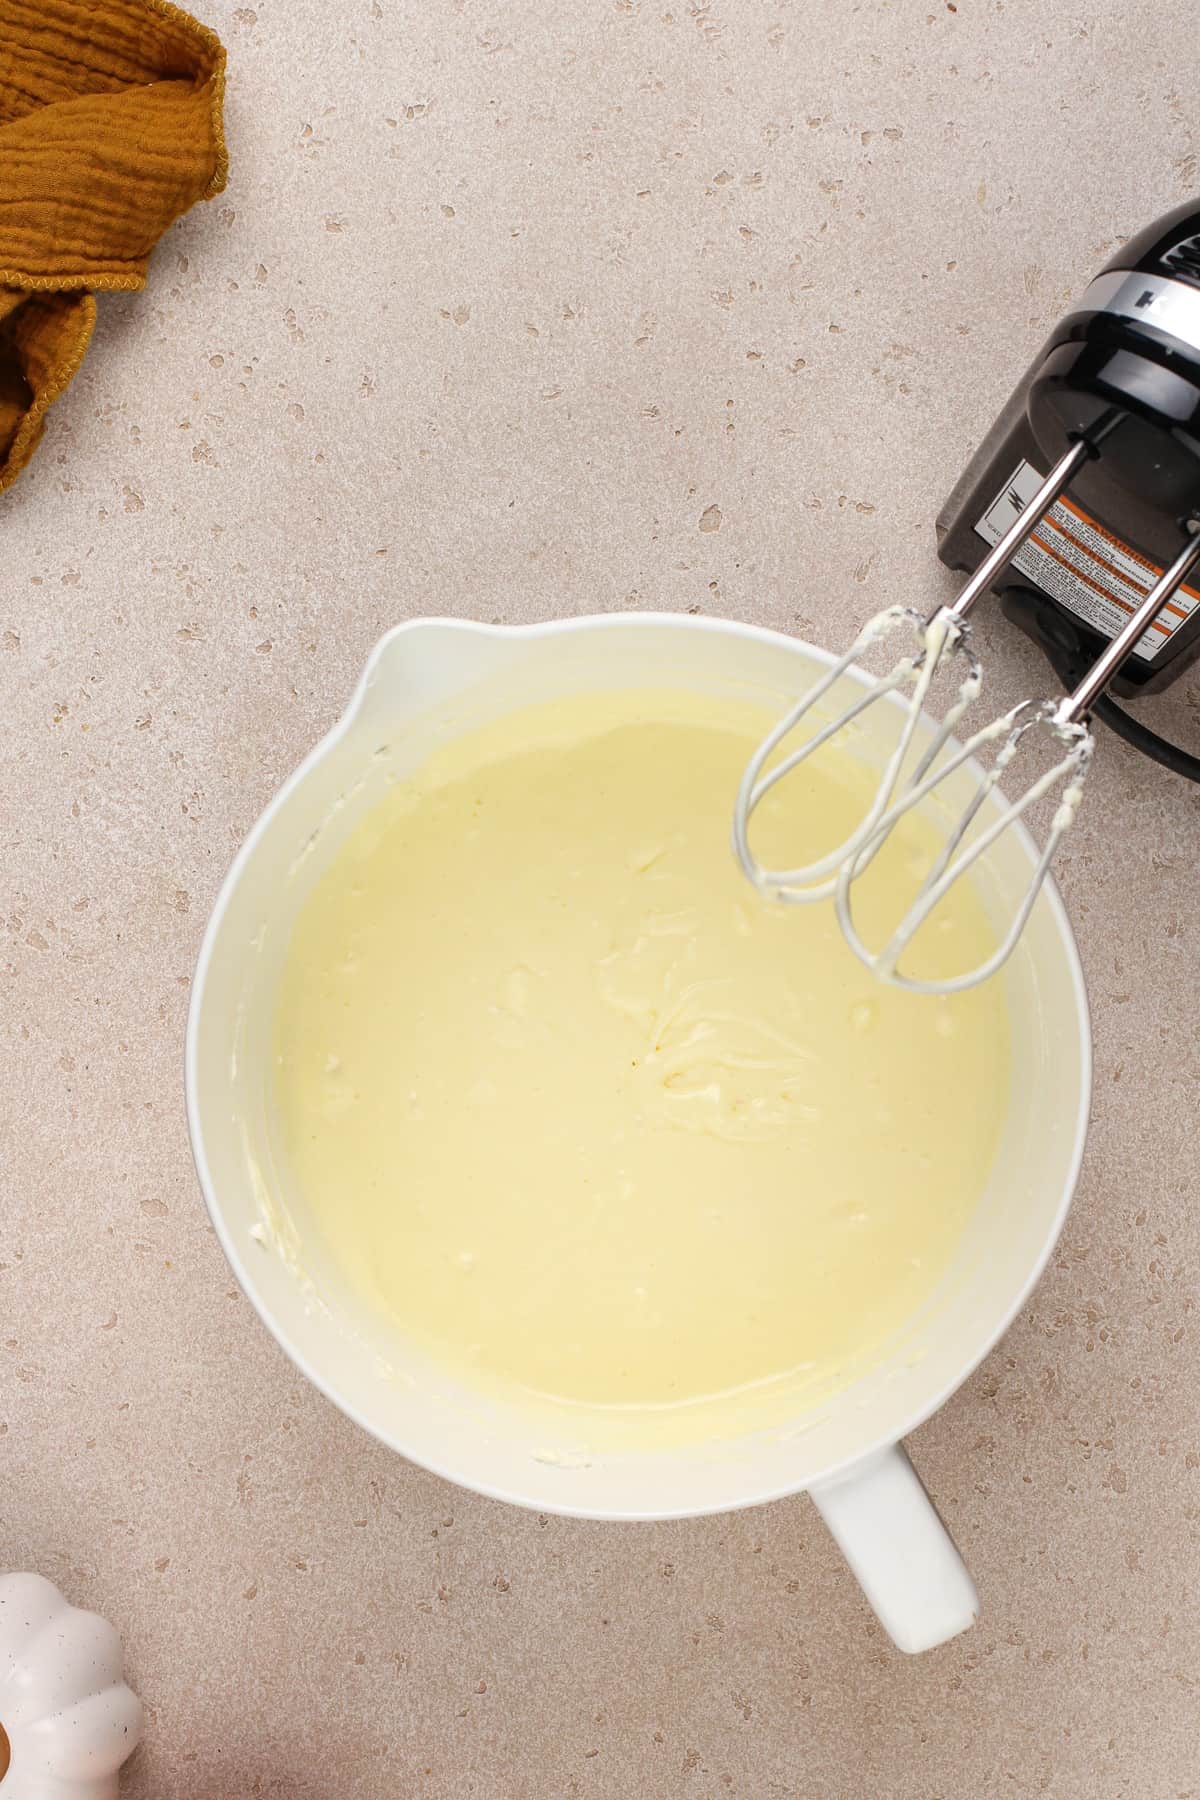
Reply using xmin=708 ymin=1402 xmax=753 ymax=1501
xmin=272 ymin=690 xmax=1010 ymax=1429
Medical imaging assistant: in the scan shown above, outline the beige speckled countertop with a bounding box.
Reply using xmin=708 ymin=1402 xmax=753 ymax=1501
xmin=4 ymin=1 xmax=1200 ymax=1794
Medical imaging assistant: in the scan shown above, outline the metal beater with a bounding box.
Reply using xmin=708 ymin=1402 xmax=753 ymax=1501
xmin=733 ymin=451 xmax=1200 ymax=993
xmin=734 ymin=486 xmax=1200 ymax=993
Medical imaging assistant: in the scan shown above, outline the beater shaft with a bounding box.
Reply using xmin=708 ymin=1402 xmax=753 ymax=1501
xmin=942 ymin=438 xmax=1090 ymax=629
xmin=1055 ymin=526 xmax=1200 ymax=724
xmin=835 ymin=519 xmax=1200 ymax=993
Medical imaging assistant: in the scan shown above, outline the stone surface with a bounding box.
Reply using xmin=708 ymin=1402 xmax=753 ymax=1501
xmin=3 ymin=1 xmax=1200 ymax=1795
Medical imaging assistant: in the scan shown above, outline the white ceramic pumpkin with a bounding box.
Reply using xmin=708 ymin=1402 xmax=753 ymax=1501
xmin=0 ymin=1573 xmax=142 ymax=1798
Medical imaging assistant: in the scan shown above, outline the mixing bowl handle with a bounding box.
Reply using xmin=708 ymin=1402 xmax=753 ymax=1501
xmin=809 ymin=1444 xmax=978 ymax=1653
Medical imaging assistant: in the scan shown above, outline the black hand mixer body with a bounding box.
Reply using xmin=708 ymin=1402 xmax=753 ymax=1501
xmin=937 ymin=201 xmax=1200 ymax=779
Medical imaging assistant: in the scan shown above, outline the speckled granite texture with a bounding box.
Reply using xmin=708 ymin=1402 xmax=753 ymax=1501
xmin=3 ymin=1 xmax=1200 ymax=1794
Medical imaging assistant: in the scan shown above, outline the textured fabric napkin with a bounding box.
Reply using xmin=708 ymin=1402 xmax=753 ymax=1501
xmin=0 ymin=0 xmax=227 ymax=491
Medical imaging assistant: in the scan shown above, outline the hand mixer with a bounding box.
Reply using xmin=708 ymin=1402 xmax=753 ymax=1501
xmin=734 ymin=200 xmax=1200 ymax=993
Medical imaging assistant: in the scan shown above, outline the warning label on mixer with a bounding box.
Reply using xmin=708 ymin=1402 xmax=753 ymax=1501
xmin=975 ymin=459 xmax=1200 ymax=661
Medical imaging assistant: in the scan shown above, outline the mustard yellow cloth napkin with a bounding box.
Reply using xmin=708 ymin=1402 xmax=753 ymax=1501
xmin=0 ymin=0 xmax=227 ymax=491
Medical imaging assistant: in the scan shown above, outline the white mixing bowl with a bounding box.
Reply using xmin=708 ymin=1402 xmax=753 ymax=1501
xmin=186 ymin=615 xmax=1091 ymax=1653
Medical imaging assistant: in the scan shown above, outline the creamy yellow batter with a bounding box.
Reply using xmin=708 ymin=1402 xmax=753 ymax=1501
xmin=272 ymin=690 xmax=1010 ymax=1431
